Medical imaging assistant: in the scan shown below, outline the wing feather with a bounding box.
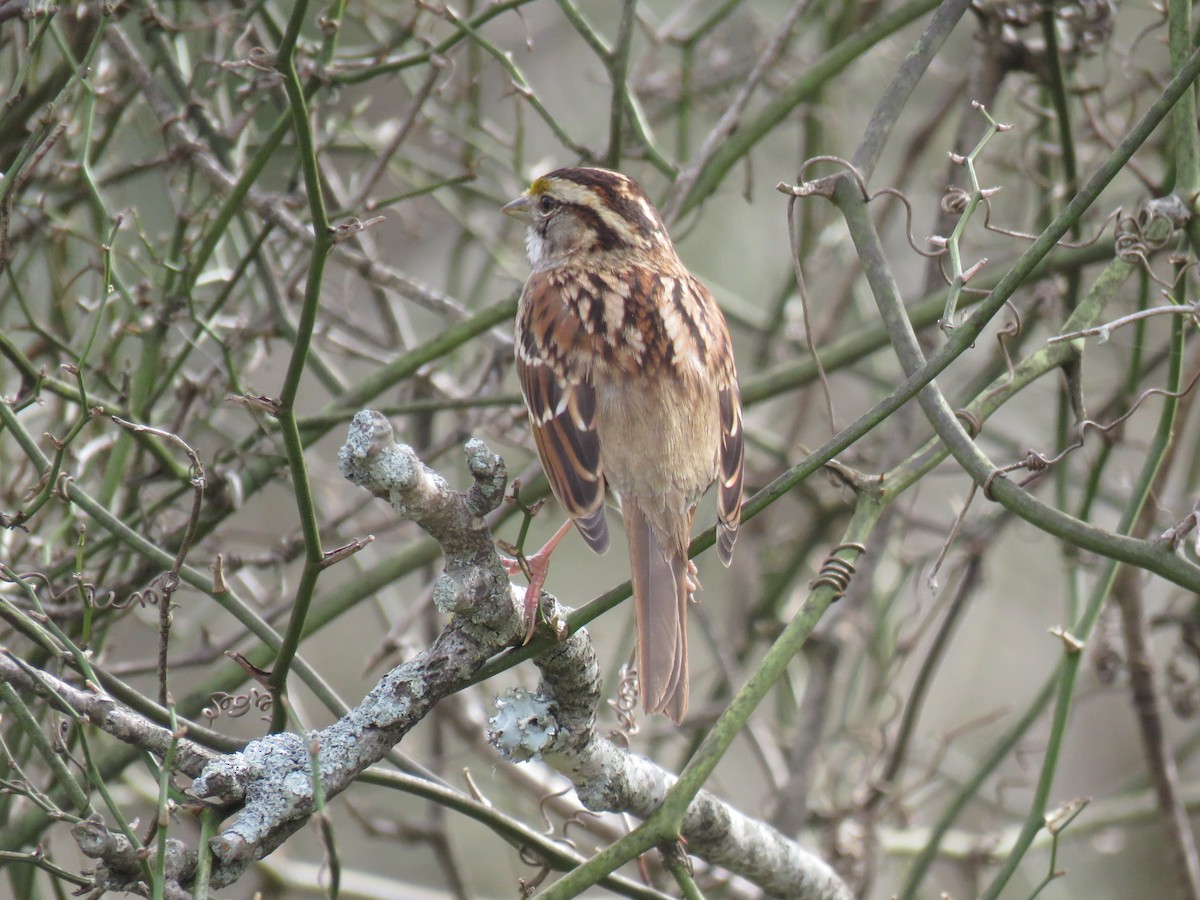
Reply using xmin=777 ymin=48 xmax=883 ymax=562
xmin=716 ymin=381 xmax=743 ymax=566
xmin=682 ymin=274 xmax=743 ymax=568
xmin=516 ymin=271 xmax=610 ymax=554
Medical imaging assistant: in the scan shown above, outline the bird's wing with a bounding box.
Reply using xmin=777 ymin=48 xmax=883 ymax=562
xmin=515 ymin=270 xmax=610 ymax=554
xmin=682 ymin=274 xmax=744 ymax=566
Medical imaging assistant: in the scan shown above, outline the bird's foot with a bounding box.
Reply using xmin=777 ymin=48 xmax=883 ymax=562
xmin=499 ymin=518 xmax=575 ymax=643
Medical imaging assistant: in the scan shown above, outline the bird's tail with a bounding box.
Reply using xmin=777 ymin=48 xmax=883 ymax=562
xmin=624 ymin=499 xmax=691 ymax=723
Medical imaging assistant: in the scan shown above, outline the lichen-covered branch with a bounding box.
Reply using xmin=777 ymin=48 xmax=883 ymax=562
xmin=490 ymin=599 xmax=851 ymax=898
xmin=183 ymin=412 xmax=523 ymax=889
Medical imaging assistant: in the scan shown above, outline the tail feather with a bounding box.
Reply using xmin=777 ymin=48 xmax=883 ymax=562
xmin=625 ymin=499 xmax=689 ymax=723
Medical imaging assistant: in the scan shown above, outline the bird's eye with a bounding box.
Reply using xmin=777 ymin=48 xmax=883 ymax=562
xmin=537 ymin=195 xmax=558 ymax=214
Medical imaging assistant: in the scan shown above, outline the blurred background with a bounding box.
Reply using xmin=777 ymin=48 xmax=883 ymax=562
xmin=2 ymin=0 xmax=1199 ymax=897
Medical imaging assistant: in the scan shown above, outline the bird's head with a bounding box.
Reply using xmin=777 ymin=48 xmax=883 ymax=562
xmin=503 ymin=167 xmax=672 ymax=270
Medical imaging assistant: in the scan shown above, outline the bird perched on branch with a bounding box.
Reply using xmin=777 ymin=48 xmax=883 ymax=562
xmin=503 ymin=167 xmax=744 ymax=723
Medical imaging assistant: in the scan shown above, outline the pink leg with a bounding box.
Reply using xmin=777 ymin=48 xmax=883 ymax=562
xmin=501 ymin=518 xmax=575 ymax=643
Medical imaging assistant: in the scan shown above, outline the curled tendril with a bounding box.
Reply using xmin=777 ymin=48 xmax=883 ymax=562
xmin=605 ymin=662 xmax=639 ymax=744
xmin=536 ymin=785 xmax=576 ymax=842
xmin=92 ymin=588 xmax=150 ymax=611
xmin=72 ymin=581 xmax=116 ymax=611
xmin=975 ymin=298 xmax=1025 ymax=408
xmin=4 ymin=570 xmax=67 ymax=604
xmin=52 ymin=472 xmax=74 ymax=502
xmin=984 ymin=365 xmax=1200 ymax=498
xmin=0 ymin=569 xmax=120 ymax=617
xmin=868 ymin=187 xmax=946 ymax=258
xmin=1114 ymin=208 xmax=1177 ymax=289
xmin=783 ymin=153 xmax=1124 ymax=287
xmin=954 ymin=409 xmax=983 ymax=437
xmin=201 ymin=688 xmax=272 ymax=722
xmin=560 ymin=808 xmax=605 ymax=844
xmin=974 ymin=193 xmax=1122 ymax=250
xmin=940 ymin=185 xmax=970 ymax=216
xmin=531 ymin=785 xmax=607 ymax=856
xmin=516 ymin=851 xmax=551 ymax=898
xmin=809 ymin=543 xmax=867 ymax=599
xmin=102 ymin=571 xmax=176 ymax=612
xmin=784 ymin=154 xmax=871 ymax=201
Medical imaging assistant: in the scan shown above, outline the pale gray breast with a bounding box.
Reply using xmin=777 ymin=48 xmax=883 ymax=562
xmin=594 ymin=374 xmax=721 ymax=529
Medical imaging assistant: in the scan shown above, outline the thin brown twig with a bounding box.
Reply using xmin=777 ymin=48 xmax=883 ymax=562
xmin=662 ymin=0 xmax=814 ymax=225
xmin=111 ymin=416 xmax=206 ymax=706
xmin=785 ymin=193 xmax=838 ymax=436
xmin=1113 ymin=367 xmax=1200 ymax=896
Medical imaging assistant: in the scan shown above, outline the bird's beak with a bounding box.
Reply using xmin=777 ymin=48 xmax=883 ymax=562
xmin=502 ymin=194 xmax=531 ymax=220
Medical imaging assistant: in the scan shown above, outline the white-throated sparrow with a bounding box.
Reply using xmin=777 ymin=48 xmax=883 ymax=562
xmin=504 ymin=167 xmax=744 ymax=723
